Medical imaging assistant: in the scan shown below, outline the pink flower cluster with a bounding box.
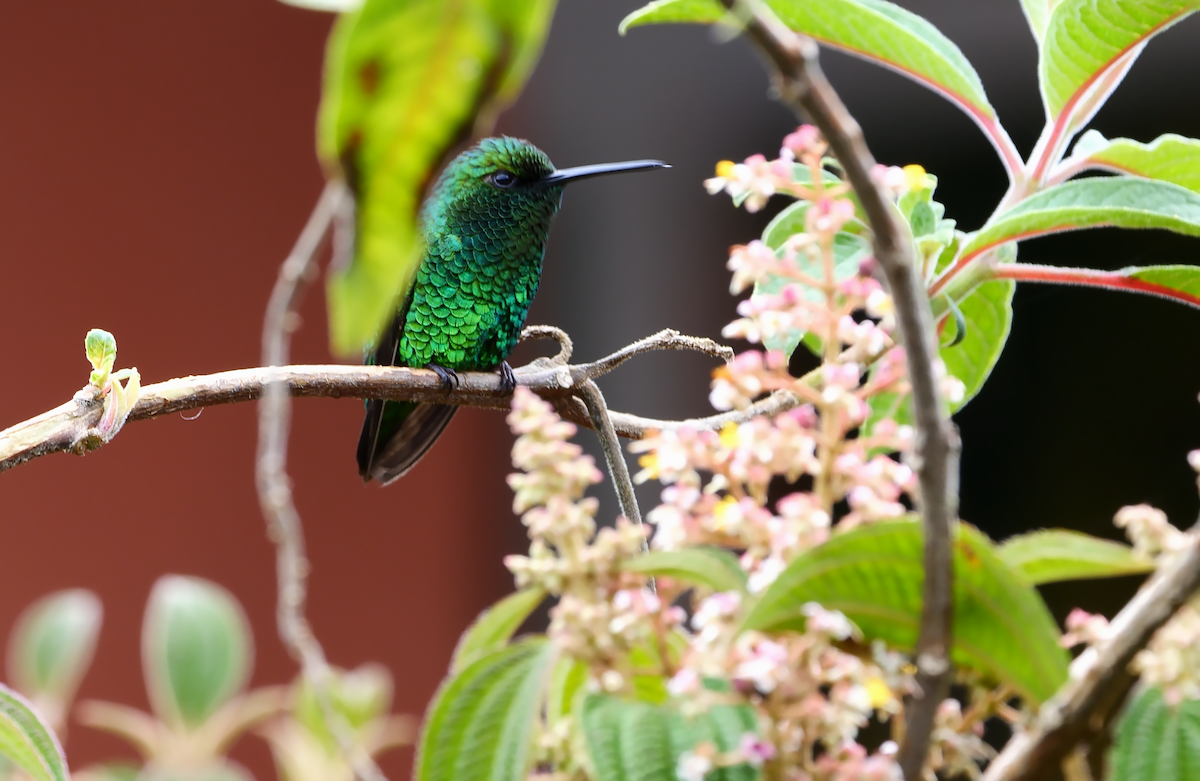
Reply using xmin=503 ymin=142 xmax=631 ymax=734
xmin=704 ymin=125 xmax=927 ymax=215
xmin=504 ymin=387 xmax=684 ymax=686
xmin=669 ymin=595 xmax=910 ymax=779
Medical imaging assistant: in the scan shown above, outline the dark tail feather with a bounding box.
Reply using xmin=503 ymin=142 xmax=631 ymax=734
xmin=357 ymin=400 xmax=459 ymax=485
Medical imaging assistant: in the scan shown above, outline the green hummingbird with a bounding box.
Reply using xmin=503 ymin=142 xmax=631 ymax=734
xmin=357 ymin=136 xmax=668 ymax=484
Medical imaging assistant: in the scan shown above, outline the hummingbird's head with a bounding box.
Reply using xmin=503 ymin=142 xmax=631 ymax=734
xmin=421 ymin=137 xmax=668 ymax=246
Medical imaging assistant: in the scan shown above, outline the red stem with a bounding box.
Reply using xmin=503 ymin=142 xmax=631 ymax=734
xmin=993 ymin=263 xmax=1200 ymax=309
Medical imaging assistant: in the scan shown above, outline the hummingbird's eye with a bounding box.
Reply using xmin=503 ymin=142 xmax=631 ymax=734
xmin=491 ymin=170 xmax=517 ymax=189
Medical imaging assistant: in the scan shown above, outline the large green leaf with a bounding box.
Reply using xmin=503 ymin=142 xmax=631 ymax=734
xmin=451 ymin=588 xmax=547 ymax=674
xmin=743 ymin=518 xmax=1069 ymax=704
xmin=1040 ymin=1 xmax=1199 ymax=122
xmin=956 ymin=178 xmax=1200 ymax=268
xmin=579 ymin=694 xmax=759 ymax=781
xmin=620 ymin=0 xmax=997 ymax=132
xmin=620 ymin=548 xmax=748 ymax=593
xmin=416 ymin=638 xmax=554 ymax=781
xmin=1108 ymin=686 xmax=1200 ymax=780
xmin=942 ymin=279 xmax=1013 ymax=411
xmin=319 ymin=0 xmax=558 ymax=355
xmin=142 ymin=576 xmax=252 ymax=729
xmin=998 ymin=529 xmax=1155 ymax=585
xmin=1067 ymin=131 xmax=1200 ymax=194
xmin=1019 ymin=0 xmax=1065 ymax=44
xmin=865 ymin=278 xmax=1014 ymax=437
xmin=0 ymin=683 xmax=68 ymax=781
xmin=8 ymin=590 xmax=102 ymax=706
xmin=547 ymin=656 xmax=587 ymax=725
xmin=1122 ymin=265 xmax=1200 ymax=303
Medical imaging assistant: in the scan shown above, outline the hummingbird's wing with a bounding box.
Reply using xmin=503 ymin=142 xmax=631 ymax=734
xmin=356 ymin=305 xmax=458 ymax=485
xmin=358 ymin=400 xmax=458 ymax=485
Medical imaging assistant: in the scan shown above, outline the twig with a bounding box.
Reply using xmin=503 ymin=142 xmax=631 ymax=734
xmin=571 ymin=329 xmax=732 ymax=377
xmin=716 ymin=3 xmax=959 ymax=777
xmin=520 ymin=324 xmax=574 ymax=364
xmin=981 ymin=525 xmax=1200 ymax=781
xmin=0 ymin=333 xmax=744 ymax=474
xmin=576 ymin=380 xmax=642 ymax=528
xmin=255 ymin=182 xmax=388 ymax=781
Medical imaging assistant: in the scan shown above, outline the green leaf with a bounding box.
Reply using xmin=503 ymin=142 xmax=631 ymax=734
xmin=319 ymin=0 xmax=558 ymax=355
xmin=1121 ymin=265 xmax=1200 ymax=304
xmin=547 ymin=656 xmax=587 ymax=725
xmin=1040 ymin=1 xmax=1199 ymax=122
xmin=579 ymin=694 xmax=759 ymax=781
xmin=619 ymin=0 xmax=996 ymax=129
xmin=580 ymin=695 xmax=672 ymax=781
xmin=865 ymin=278 xmax=1014 ymax=437
xmin=8 ymin=590 xmax=102 ymax=708
xmin=1067 ymin=131 xmax=1200 ymax=194
xmin=957 ymin=178 xmax=1200 ymax=268
xmin=416 ymin=638 xmax=554 ymax=781
xmin=0 ymin=683 xmax=68 ymax=781
xmin=451 ymin=588 xmax=546 ymax=674
xmin=72 ymin=763 xmax=139 ymax=781
xmin=1108 ymin=686 xmax=1200 ymax=780
xmin=1019 ymin=0 xmax=1065 ymax=44
xmin=84 ymin=329 xmax=117 ymax=388
xmin=137 ymin=763 xmax=254 ymax=781
xmin=295 ymin=664 xmax=393 ymax=746
xmin=743 ymin=518 xmax=1069 ymax=703
xmin=998 ymin=529 xmax=1155 ymax=585
xmin=142 ymin=576 xmax=252 ymax=729
xmin=942 ymin=279 xmax=1014 ymax=409
xmin=620 ymin=548 xmax=747 ymax=593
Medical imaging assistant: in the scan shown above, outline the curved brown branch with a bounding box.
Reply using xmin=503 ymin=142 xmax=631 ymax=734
xmin=254 ymin=183 xmax=388 ymax=781
xmin=716 ymin=2 xmax=958 ymax=777
xmin=0 ymin=330 xmax=743 ymax=474
xmin=982 ymin=525 xmax=1200 ymax=781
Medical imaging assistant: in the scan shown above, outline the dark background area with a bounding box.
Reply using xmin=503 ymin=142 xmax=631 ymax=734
xmin=0 ymin=1 xmax=1198 ymax=778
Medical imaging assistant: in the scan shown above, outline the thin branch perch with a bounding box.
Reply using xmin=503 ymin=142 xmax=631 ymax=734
xmin=717 ymin=2 xmax=959 ymax=777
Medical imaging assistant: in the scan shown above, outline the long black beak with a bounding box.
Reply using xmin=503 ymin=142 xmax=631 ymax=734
xmin=541 ymin=159 xmax=669 ymax=185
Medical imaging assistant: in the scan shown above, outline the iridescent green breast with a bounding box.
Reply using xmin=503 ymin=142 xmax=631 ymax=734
xmin=395 ymin=140 xmax=563 ymax=371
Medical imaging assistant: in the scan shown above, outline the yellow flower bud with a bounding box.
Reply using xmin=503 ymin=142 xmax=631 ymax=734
xmin=865 ymin=676 xmax=893 ymax=708
xmin=902 ymin=164 xmax=929 ymax=192
xmin=715 ymin=160 xmax=736 ymax=178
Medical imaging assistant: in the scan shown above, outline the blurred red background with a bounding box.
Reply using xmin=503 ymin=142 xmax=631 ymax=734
xmin=0 ymin=2 xmax=520 ymax=777
xmin=2 ymin=2 xmax=1200 ymax=779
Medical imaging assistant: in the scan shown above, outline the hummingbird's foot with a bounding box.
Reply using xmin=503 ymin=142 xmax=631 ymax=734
xmin=497 ymin=361 xmax=517 ymax=396
xmin=427 ymin=363 xmax=460 ymax=395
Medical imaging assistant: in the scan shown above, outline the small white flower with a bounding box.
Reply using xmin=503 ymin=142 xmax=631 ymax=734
xmin=600 ymin=669 xmax=625 ymax=692
xmin=667 ymin=667 xmax=700 ymax=697
xmin=676 ymin=751 xmax=713 ymax=781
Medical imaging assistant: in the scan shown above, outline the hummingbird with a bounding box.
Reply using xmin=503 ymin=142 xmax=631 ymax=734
xmin=357 ymin=136 xmax=668 ymax=485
